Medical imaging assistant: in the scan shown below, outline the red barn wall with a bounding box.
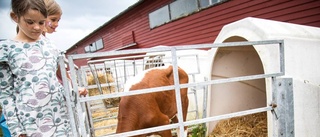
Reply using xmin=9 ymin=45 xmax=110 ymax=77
xmin=67 ymin=0 xmax=320 ymax=66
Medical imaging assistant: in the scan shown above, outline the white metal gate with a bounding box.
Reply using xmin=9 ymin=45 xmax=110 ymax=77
xmin=58 ymin=40 xmax=294 ymax=137
xmin=78 ymin=53 xmax=204 ymax=136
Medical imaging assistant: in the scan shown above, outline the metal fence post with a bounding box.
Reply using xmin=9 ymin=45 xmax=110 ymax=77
xmin=58 ymin=56 xmax=79 ymax=137
xmin=171 ymin=47 xmax=186 ymax=137
xmin=272 ymin=78 xmax=294 ymax=137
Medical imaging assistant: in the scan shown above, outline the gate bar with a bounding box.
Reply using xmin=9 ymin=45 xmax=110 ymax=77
xmin=58 ymin=56 xmax=79 ymax=136
xmin=70 ymin=40 xmax=284 ymax=60
xmin=105 ymin=106 xmax=273 ymax=137
xmin=79 ymin=73 xmax=283 ymax=103
xmin=171 ymin=47 xmax=186 ymax=137
xmin=184 ymin=106 xmax=273 ymax=127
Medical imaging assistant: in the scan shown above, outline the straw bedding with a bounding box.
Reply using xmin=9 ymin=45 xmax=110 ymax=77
xmin=209 ymin=112 xmax=267 ymax=137
xmin=92 ymin=108 xmax=118 ymax=136
xmin=86 ymin=72 xmax=120 ymax=107
xmin=86 ymin=72 xmax=120 ymax=136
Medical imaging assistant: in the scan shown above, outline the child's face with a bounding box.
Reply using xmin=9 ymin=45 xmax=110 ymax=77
xmin=16 ymin=9 xmax=46 ymax=41
xmin=45 ymin=13 xmax=61 ymax=33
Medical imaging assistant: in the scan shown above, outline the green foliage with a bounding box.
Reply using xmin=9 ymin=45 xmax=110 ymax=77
xmin=189 ymin=124 xmax=206 ymax=137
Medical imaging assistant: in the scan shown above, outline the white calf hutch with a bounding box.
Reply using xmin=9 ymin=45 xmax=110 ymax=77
xmin=59 ymin=17 xmax=320 ymax=137
xmin=207 ymin=17 xmax=320 ymax=137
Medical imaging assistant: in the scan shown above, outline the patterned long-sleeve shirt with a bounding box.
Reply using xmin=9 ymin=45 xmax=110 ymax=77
xmin=0 ymin=37 xmax=71 ymax=137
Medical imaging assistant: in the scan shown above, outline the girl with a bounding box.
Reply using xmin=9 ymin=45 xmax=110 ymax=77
xmin=43 ymin=0 xmax=88 ymax=105
xmin=43 ymin=0 xmax=88 ymax=97
xmin=0 ymin=0 xmax=77 ymax=136
xmin=43 ymin=0 xmax=62 ymax=35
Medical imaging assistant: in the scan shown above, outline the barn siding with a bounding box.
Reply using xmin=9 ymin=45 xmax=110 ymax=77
xmin=67 ymin=0 xmax=320 ymax=66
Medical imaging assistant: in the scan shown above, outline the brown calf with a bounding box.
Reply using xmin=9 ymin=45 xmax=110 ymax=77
xmin=116 ymin=65 xmax=189 ymax=137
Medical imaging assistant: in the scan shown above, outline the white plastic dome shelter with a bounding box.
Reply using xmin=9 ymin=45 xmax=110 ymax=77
xmin=206 ymin=17 xmax=320 ymax=136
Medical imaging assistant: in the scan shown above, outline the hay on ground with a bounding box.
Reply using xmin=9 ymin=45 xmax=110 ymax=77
xmin=210 ymin=112 xmax=267 ymax=137
xmin=91 ymin=107 xmax=119 ymax=136
xmin=93 ymin=118 xmax=118 ymax=136
xmin=86 ymin=72 xmax=120 ymax=136
xmin=86 ymin=72 xmax=120 ymax=107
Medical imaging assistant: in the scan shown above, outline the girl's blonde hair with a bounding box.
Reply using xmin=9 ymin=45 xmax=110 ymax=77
xmin=44 ymin=0 xmax=62 ymax=16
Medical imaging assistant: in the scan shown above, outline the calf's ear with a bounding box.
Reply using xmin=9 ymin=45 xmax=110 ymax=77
xmin=165 ymin=65 xmax=174 ymax=77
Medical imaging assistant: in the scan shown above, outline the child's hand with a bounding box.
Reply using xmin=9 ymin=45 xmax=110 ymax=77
xmin=78 ymin=87 xmax=88 ymax=97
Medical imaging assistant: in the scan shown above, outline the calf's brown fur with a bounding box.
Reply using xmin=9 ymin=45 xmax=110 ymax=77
xmin=116 ymin=65 xmax=189 ymax=137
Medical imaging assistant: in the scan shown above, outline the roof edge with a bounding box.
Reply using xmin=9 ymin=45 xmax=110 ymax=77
xmin=66 ymin=0 xmax=144 ymax=52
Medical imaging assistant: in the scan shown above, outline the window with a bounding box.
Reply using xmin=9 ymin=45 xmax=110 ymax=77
xmin=96 ymin=39 xmax=104 ymax=50
xmin=148 ymin=0 xmax=226 ymax=29
xmin=200 ymin=0 xmax=223 ymax=9
xmin=199 ymin=0 xmax=210 ymax=8
xmin=211 ymin=0 xmax=221 ymax=4
xmin=89 ymin=43 xmax=97 ymax=52
xmin=84 ymin=38 xmax=104 ymax=53
xmin=170 ymin=0 xmax=197 ymax=20
xmin=84 ymin=46 xmax=90 ymax=53
xmin=149 ymin=5 xmax=170 ymax=28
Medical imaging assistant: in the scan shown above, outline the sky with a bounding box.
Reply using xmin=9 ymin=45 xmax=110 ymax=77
xmin=0 ymin=0 xmax=138 ymax=51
